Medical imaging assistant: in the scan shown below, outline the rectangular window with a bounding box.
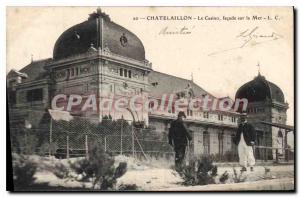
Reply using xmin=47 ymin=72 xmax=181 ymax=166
xmin=128 ymin=70 xmax=132 ymax=78
xmin=67 ymin=69 xmax=70 ymax=78
xmin=120 ymin=68 xmax=123 ymax=76
xmin=218 ymin=132 xmax=224 ymax=155
xmin=9 ymin=91 xmax=16 ymax=105
xmin=124 ymin=69 xmax=128 ymax=77
xmin=231 ymin=116 xmax=236 ymax=122
xmin=203 ymin=131 xmax=210 ymax=155
xmin=257 ymin=108 xmax=265 ymax=113
xmin=203 ymin=112 xmax=209 ymax=118
xmin=70 ymin=68 xmax=75 ymax=76
xmin=187 ymin=109 xmax=193 ymax=117
xmin=218 ymin=114 xmax=223 ymax=121
xmin=26 ymin=88 xmax=43 ymax=102
xmin=76 ymin=67 xmax=79 ymax=75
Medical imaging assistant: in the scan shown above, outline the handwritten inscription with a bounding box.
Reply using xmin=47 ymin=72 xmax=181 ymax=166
xmin=236 ymin=26 xmax=283 ymax=48
xmin=159 ymin=26 xmax=194 ymax=35
xmin=208 ymin=26 xmax=283 ymax=56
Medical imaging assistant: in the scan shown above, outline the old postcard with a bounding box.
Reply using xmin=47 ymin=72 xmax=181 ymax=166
xmin=6 ymin=7 xmax=294 ymax=191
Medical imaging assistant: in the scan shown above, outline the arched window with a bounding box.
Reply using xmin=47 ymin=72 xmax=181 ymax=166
xmin=278 ymin=130 xmax=283 ymax=138
xmin=119 ymin=68 xmax=123 ymax=76
xmin=218 ymin=131 xmax=224 ymax=155
xmin=277 ymin=130 xmax=284 ymax=154
xmin=231 ymin=134 xmax=236 ymax=151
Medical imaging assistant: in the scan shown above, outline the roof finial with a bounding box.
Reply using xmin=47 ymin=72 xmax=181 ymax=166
xmin=89 ymin=7 xmax=110 ymax=21
xmin=96 ymin=7 xmax=102 ymax=14
xmin=31 ymin=54 xmax=33 ymax=63
xmin=257 ymin=62 xmax=261 ymax=75
xmin=191 ymin=72 xmax=194 ymax=82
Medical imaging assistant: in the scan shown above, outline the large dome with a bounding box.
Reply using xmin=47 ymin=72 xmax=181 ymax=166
xmin=53 ymin=9 xmax=145 ymax=61
xmin=235 ymin=74 xmax=285 ymax=103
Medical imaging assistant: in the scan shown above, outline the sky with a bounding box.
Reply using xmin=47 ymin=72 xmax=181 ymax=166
xmin=6 ymin=7 xmax=294 ymax=125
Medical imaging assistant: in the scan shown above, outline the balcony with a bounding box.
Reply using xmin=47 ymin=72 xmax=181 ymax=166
xmin=149 ymin=110 xmax=238 ymax=128
xmin=46 ymin=48 xmax=152 ymax=70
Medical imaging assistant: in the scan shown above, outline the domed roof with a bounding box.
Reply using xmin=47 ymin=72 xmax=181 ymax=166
xmin=53 ymin=8 xmax=145 ymax=61
xmin=235 ymin=74 xmax=285 ymax=103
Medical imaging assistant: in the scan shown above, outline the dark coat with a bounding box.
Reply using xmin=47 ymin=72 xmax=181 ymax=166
xmin=168 ymin=119 xmax=192 ymax=148
xmin=234 ymin=122 xmax=256 ymax=146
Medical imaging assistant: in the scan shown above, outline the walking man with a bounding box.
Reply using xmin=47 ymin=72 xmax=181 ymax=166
xmin=234 ymin=113 xmax=256 ymax=171
xmin=168 ymin=111 xmax=192 ymax=171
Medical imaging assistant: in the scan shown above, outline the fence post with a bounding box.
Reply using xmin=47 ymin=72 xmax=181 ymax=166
xmin=85 ymin=135 xmax=89 ymax=159
xmin=24 ymin=129 xmax=28 ymax=155
xmin=49 ymin=117 xmax=52 ymax=156
xmin=120 ymin=118 xmax=123 ymax=155
xmin=104 ymin=136 xmax=107 ymax=152
xmin=264 ymin=147 xmax=268 ymax=162
xmin=132 ymin=125 xmax=135 ymax=158
xmin=284 ymin=130 xmax=288 ymax=161
xmin=253 ymin=144 xmax=255 ymax=159
xmin=66 ymin=135 xmax=70 ymax=159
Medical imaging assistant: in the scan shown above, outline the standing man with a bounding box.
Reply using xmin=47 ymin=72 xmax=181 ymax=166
xmin=234 ymin=113 xmax=256 ymax=171
xmin=168 ymin=111 xmax=192 ymax=171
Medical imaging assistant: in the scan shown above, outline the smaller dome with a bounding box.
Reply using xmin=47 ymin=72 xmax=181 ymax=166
xmin=235 ymin=74 xmax=285 ymax=103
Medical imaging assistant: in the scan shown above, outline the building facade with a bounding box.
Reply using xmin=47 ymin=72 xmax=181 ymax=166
xmin=7 ymin=8 xmax=289 ymax=160
xmin=235 ymin=73 xmax=289 ymax=160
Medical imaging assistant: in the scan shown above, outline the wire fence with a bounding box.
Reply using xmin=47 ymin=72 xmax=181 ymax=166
xmin=49 ymin=117 xmax=174 ymax=160
xmin=9 ymin=114 xmax=294 ymax=163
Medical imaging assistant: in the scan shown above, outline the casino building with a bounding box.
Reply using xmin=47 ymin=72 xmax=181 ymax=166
xmin=7 ymin=8 xmax=291 ymax=160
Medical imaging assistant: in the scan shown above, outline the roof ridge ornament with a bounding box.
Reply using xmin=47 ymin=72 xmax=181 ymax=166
xmin=257 ymin=61 xmax=261 ymax=76
xmin=103 ymin=43 xmax=110 ymax=52
xmin=255 ymin=62 xmax=265 ymax=80
xmin=87 ymin=43 xmax=97 ymax=53
xmin=88 ymin=7 xmax=111 ymax=21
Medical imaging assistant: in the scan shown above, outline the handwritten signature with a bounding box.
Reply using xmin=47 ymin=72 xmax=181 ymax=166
xmin=208 ymin=26 xmax=283 ymax=56
xmin=159 ymin=26 xmax=194 ymax=35
xmin=236 ymin=26 xmax=283 ymax=48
